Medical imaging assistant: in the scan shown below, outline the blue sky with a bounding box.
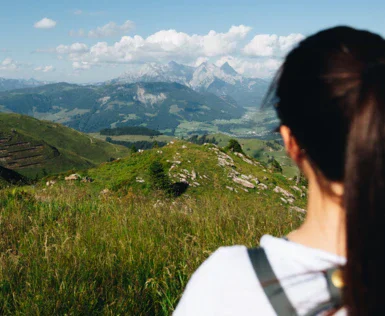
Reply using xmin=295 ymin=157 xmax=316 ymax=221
xmin=1 ymin=0 xmax=384 ymax=83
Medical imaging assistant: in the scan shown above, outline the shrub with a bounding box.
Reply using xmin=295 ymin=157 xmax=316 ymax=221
xmin=148 ymin=161 xmax=171 ymax=191
xmin=131 ymin=145 xmax=138 ymax=154
xmin=268 ymin=157 xmax=283 ymax=173
xmin=225 ymin=139 xmax=244 ymax=154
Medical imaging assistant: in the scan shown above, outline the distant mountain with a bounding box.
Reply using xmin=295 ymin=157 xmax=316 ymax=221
xmin=111 ymin=61 xmax=269 ymax=107
xmin=0 ymin=113 xmax=129 ymax=178
xmin=0 ymin=82 xmax=245 ymax=133
xmin=0 ymin=78 xmax=47 ymax=92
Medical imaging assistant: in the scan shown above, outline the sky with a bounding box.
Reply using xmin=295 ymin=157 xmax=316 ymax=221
xmin=1 ymin=0 xmax=385 ymax=83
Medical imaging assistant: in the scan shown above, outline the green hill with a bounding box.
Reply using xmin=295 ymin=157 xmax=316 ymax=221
xmin=0 ymin=113 xmax=130 ymax=178
xmin=0 ymin=140 xmax=307 ymax=314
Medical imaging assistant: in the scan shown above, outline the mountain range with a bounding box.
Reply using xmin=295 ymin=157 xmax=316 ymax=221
xmin=111 ymin=61 xmax=269 ymax=107
xmin=0 ymin=78 xmax=47 ymax=92
xmin=0 ymin=61 xmax=271 ymax=135
xmin=0 ymin=81 xmax=244 ymax=133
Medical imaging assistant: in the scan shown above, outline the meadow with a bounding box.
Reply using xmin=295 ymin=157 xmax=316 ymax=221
xmin=0 ymin=141 xmax=305 ymax=315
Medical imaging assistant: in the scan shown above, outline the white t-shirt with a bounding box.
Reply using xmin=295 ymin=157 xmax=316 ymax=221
xmin=174 ymin=235 xmax=346 ymax=316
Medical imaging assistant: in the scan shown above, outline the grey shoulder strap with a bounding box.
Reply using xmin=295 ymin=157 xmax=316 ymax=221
xmin=248 ymin=247 xmax=343 ymax=316
xmin=247 ymin=248 xmax=298 ymax=316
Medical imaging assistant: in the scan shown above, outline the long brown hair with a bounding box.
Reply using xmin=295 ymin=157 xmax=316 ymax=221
xmin=270 ymin=26 xmax=385 ymax=315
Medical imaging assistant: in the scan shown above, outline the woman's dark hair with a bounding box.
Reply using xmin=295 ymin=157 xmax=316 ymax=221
xmin=270 ymin=26 xmax=385 ymax=315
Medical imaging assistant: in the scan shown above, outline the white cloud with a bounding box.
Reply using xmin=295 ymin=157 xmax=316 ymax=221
xmin=243 ymin=33 xmax=304 ymax=57
xmin=215 ymin=55 xmax=281 ymax=78
xmin=34 ymin=17 xmax=57 ymax=29
xmin=72 ymin=61 xmax=92 ymax=70
xmin=61 ymin=25 xmax=252 ymax=69
xmin=73 ymin=9 xmax=83 ymax=15
xmin=69 ymin=20 xmax=135 ymax=38
xmin=56 ymin=42 xmax=89 ymax=55
xmin=34 ymin=65 xmax=55 ymax=72
xmin=35 ymin=26 xmax=298 ymax=78
xmin=0 ymin=58 xmax=20 ymax=71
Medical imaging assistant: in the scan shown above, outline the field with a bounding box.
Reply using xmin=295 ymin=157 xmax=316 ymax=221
xmin=0 ymin=141 xmax=305 ymax=315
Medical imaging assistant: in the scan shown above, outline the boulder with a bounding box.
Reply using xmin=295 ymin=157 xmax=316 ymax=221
xmin=273 ymin=186 xmax=295 ymax=199
xmin=46 ymin=180 xmax=56 ymax=187
xmin=136 ymin=177 xmax=145 ymax=183
xmin=167 ymin=160 xmax=181 ymax=165
xmin=232 ymin=177 xmax=255 ymax=189
xmin=65 ymin=174 xmax=81 ymax=181
xmin=290 ymin=206 xmax=306 ymax=214
xmin=290 ymin=185 xmax=303 ymax=194
xmin=258 ymin=183 xmax=268 ymax=190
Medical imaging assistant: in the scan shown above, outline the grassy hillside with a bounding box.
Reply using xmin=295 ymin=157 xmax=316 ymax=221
xmin=0 ymin=113 xmax=129 ymax=178
xmin=0 ymin=140 xmax=307 ymax=314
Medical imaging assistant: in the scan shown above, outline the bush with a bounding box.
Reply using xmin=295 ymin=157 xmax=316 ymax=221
xmin=268 ymin=157 xmax=283 ymax=173
xmin=131 ymin=145 xmax=138 ymax=154
xmin=148 ymin=161 xmax=171 ymax=191
xmin=225 ymin=139 xmax=244 ymax=154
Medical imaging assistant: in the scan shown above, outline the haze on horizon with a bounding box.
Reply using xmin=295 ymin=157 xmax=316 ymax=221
xmin=1 ymin=0 xmax=384 ymax=83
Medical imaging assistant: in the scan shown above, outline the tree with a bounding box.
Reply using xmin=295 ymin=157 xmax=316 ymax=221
xmin=148 ymin=161 xmax=171 ymax=191
xmin=153 ymin=141 xmax=159 ymax=148
xmin=268 ymin=157 xmax=283 ymax=173
xmin=225 ymin=139 xmax=244 ymax=154
xmin=131 ymin=145 xmax=138 ymax=154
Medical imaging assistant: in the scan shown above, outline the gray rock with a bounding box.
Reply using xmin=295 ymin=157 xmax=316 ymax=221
xmin=290 ymin=206 xmax=306 ymax=214
xmin=258 ymin=183 xmax=268 ymax=190
xmin=273 ymin=186 xmax=295 ymax=199
xmin=232 ymin=177 xmax=255 ymax=189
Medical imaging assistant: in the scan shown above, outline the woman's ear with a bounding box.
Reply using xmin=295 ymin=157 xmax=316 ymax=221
xmin=280 ymin=125 xmax=304 ymax=166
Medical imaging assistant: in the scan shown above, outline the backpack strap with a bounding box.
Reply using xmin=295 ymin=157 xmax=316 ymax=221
xmin=248 ymin=247 xmax=344 ymax=316
xmin=303 ymin=268 xmax=344 ymax=316
xmin=247 ymin=248 xmax=298 ymax=315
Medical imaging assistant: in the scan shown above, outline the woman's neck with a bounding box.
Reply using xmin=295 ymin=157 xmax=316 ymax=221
xmin=287 ymin=178 xmax=346 ymax=257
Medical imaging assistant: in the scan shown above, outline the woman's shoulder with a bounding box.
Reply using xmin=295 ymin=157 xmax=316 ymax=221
xmin=173 ymin=245 xmax=276 ymax=316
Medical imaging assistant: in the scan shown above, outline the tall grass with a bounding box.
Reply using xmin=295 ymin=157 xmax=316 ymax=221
xmin=0 ymin=184 xmax=302 ymax=315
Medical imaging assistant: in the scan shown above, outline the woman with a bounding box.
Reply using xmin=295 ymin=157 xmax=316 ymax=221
xmin=174 ymin=26 xmax=385 ymax=315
